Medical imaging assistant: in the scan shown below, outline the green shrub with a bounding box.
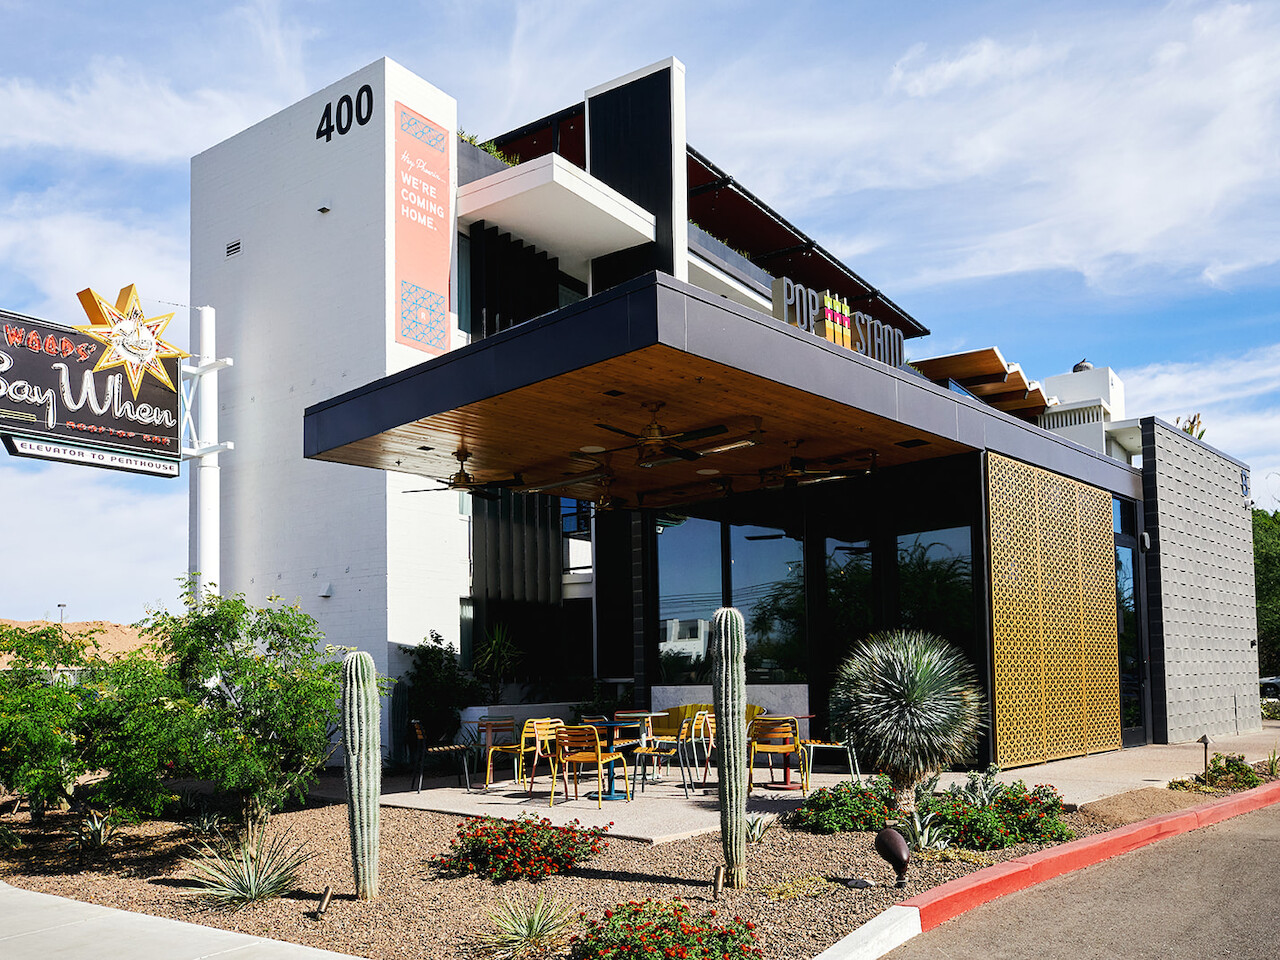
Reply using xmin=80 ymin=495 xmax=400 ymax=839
xmin=434 ymin=814 xmax=609 ymax=882
xmin=1202 ymin=752 xmax=1261 ymax=791
xmin=1262 ymin=701 xmax=1280 ymax=721
xmin=402 ymin=630 xmax=483 ymax=745
xmin=183 ymin=827 xmax=313 ymax=911
xmin=791 ymin=776 xmax=898 ymax=833
xmin=922 ymin=781 xmax=1073 ymax=850
xmin=138 ymin=580 xmax=347 ymax=825
xmin=569 ymin=899 xmax=762 ymax=960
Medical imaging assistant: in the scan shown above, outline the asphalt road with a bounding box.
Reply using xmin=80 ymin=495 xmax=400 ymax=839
xmin=886 ymin=803 xmax=1280 ymax=960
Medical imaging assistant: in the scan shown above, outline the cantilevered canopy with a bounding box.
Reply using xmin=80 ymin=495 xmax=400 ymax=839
xmin=913 ymin=347 xmax=1056 ymax=423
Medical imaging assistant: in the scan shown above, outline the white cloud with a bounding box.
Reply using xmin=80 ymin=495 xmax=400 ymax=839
xmin=0 ymin=460 xmax=187 ymax=622
xmin=1122 ymin=341 xmax=1280 ymax=509
xmin=690 ymin=1 xmax=1280 ymax=294
xmin=0 ymin=198 xmax=189 ymax=337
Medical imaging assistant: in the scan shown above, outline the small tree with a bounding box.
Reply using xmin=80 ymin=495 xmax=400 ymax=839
xmin=0 ymin=624 xmax=95 ymax=820
xmin=403 ymin=631 xmax=483 ymax=744
xmin=137 ymin=580 xmax=345 ymax=826
xmin=829 ymin=630 xmax=985 ymax=813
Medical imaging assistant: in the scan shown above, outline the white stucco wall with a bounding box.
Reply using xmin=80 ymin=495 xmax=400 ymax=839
xmin=191 ymin=59 xmax=467 ymax=750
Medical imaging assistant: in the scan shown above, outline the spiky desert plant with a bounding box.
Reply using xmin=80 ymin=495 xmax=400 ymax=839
xmin=477 ymin=893 xmax=575 ymax=959
xmin=710 ymin=606 xmax=748 ymax=889
xmin=830 ymin=630 xmax=985 ymax=813
xmin=745 ymin=813 xmax=777 ymax=844
xmin=342 ymin=650 xmax=381 ymax=900
xmin=183 ymin=827 xmax=312 ymax=911
xmin=69 ymin=809 xmax=116 ymax=859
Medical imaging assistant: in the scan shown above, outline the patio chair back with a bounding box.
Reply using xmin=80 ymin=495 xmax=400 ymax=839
xmin=552 ymin=724 xmax=631 ymax=808
xmin=748 ymin=715 xmax=808 ymax=794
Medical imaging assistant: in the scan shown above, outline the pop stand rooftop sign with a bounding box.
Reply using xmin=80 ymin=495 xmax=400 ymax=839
xmin=772 ymin=276 xmax=905 ymax=370
xmin=0 ymin=285 xmax=188 ymax=477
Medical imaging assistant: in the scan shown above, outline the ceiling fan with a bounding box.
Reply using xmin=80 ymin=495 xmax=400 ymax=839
xmin=403 ymin=448 xmax=523 ymax=501
xmin=593 ymin=401 xmax=729 ymax=468
xmin=760 ymin=443 xmax=877 ymax=489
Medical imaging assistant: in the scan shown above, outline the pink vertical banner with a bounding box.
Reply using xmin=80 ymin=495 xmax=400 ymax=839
xmin=394 ymin=102 xmax=452 ymax=355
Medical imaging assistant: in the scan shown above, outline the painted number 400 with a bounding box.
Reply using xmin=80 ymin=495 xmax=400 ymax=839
xmin=316 ymin=84 xmax=374 ymax=142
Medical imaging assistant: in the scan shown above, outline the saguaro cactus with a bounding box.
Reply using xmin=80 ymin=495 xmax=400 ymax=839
xmin=342 ymin=650 xmax=381 ymax=900
xmin=710 ymin=606 xmax=748 ymax=889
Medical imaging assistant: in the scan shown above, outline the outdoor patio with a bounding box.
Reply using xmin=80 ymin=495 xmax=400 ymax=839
xmin=312 ymin=764 xmax=858 ymax=843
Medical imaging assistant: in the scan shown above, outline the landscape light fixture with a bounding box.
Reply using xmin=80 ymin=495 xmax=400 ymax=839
xmin=1197 ymin=733 xmax=1212 ymax=774
xmin=874 ymin=826 xmax=911 ymax=888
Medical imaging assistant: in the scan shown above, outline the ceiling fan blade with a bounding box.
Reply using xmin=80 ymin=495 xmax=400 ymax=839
xmin=672 ymin=424 xmax=728 ymax=443
xmin=486 ymin=474 xmax=525 ymax=488
xmin=469 ymin=488 xmax=502 ymax=501
xmin=744 ymin=533 xmax=785 ymax=541
xmin=595 ymin=422 xmax=641 ymax=439
xmin=403 ymin=485 xmax=447 ymax=494
xmin=662 ymin=443 xmax=703 ymax=462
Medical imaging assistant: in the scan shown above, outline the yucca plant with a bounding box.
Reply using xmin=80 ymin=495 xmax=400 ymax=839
xmin=830 ymin=630 xmax=986 ymax=812
xmin=188 ymin=807 xmax=226 ymax=838
xmin=476 ymin=893 xmax=575 ymax=959
xmin=183 ymin=827 xmax=313 ymax=911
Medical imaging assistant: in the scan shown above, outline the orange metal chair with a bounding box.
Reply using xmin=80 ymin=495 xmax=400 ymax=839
xmin=748 ymin=716 xmax=809 ymax=795
xmin=694 ymin=711 xmax=717 ymax=784
xmin=551 ymin=724 xmax=631 ymax=808
xmin=633 ymin=715 xmax=693 ymax=797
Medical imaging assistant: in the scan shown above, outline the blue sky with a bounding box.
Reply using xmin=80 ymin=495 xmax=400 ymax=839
xmin=2 ymin=0 xmax=1278 ymax=622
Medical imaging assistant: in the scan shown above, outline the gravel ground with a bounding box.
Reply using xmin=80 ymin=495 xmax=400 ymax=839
xmin=0 ymin=779 xmax=1254 ymax=960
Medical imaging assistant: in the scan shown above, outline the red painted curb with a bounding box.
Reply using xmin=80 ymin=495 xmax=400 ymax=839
xmin=906 ymin=861 xmax=1033 ymax=931
xmin=901 ymin=778 xmax=1280 ymax=933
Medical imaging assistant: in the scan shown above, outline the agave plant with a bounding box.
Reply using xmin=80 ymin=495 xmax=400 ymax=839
xmin=745 ymin=813 xmax=777 ymax=844
xmin=476 ymin=893 xmax=574 ymax=959
xmin=183 ymin=827 xmax=312 ymax=911
xmin=950 ymin=764 xmax=1006 ymax=806
xmin=69 ymin=810 xmax=117 ymax=857
xmin=830 ymin=630 xmax=986 ymax=812
xmin=899 ymin=809 xmax=949 ymax=852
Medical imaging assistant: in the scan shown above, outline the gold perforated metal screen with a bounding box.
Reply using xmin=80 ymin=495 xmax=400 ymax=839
xmin=988 ymin=454 xmax=1121 ymax=767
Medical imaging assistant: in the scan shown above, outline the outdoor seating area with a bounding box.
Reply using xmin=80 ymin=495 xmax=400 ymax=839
xmin=394 ymin=706 xmax=851 ymax=838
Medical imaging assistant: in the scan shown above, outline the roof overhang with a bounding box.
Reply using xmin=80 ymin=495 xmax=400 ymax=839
xmin=458 ymin=152 xmax=656 ymax=281
xmin=304 ymin=274 xmax=1141 ymax=506
xmin=913 ymin=346 xmax=1055 ymax=422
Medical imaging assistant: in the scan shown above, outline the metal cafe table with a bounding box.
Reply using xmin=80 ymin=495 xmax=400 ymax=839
xmin=582 ymin=719 xmax=646 ymax=801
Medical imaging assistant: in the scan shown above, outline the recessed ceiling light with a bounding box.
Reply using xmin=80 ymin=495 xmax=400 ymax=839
xmin=417 ymin=445 xmax=434 ymax=452
xmin=896 ymin=438 xmax=929 ymax=448
xmin=603 ymin=389 xmax=625 ymax=397
xmin=696 ymin=468 xmax=720 ymax=476
xmin=580 ymin=445 xmax=607 ymax=454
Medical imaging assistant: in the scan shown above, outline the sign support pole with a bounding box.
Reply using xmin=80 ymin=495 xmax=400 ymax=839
xmin=183 ymin=305 xmax=234 ymax=600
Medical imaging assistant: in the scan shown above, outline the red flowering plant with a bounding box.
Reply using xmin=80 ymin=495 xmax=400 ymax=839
xmin=920 ymin=781 xmax=1072 ymax=850
xmin=569 ymin=899 xmax=762 ymax=960
xmin=433 ymin=813 xmax=610 ymax=882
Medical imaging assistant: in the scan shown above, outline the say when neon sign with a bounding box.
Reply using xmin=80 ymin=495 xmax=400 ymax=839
xmin=771 ymin=276 xmax=905 ymax=369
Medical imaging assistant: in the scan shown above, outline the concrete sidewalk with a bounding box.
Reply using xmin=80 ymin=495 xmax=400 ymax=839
xmin=0 ymin=880 xmax=365 ymax=960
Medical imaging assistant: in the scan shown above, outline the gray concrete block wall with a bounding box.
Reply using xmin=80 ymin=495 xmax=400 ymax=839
xmin=1142 ymin=418 xmax=1258 ymax=742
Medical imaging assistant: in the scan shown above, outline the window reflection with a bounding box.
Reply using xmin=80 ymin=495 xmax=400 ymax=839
xmin=896 ymin=527 xmax=974 ymax=651
xmin=1116 ymin=544 xmax=1143 ymax=729
xmin=656 ymin=516 xmax=721 ymax=683
xmin=826 ymin=539 xmax=874 ymax=662
xmin=731 ymin=525 xmax=805 ymax=682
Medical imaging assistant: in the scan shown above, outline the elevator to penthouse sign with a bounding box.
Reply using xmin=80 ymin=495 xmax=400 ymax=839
xmin=0 ymin=285 xmax=188 ymax=477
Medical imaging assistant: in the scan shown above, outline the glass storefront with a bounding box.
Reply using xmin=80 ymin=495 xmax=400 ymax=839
xmin=730 ymin=525 xmax=804 ymax=682
xmin=656 ymin=516 xmax=722 ymax=683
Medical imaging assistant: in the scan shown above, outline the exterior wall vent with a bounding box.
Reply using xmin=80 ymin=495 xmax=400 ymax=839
xmin=226 ymin=239 xmax=242 ymax=258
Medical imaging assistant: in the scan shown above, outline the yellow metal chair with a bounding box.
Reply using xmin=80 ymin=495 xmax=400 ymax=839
xmin=485 ymin=717 xmax=534 ymax=789
xmin=633 ymin=715 xmax=693 ymax=797
xmin=551 ymin=724 xmax=631 ymax=808
xmin=524 ymin=718 xmax=563 ymax=794
xmin=748 ymin=716 xmax=808 ymax=794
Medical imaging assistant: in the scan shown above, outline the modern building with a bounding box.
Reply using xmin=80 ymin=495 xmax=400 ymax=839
xmin=193 ymin=56 xmax=1259 ymax=766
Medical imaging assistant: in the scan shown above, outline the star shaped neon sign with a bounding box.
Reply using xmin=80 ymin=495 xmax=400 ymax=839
xmin=75 ymin=284 xmax=188 ymax=399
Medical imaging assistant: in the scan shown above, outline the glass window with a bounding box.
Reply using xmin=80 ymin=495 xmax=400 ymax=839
xmin=1116 ymin=544 xmax=1143 ymax=730
xmin=731 ymin=525 xmax=805 ymax=682
xmin=656 ymin=517 xmax=722 ymax=683
xmin=1113 ymin=497 xmax=1135 ymax=537
xmin=896 ymin=527 xmax=974 ymax=651
xmin=457 ymin=233 xmax=471 ymax=335
xmin=561 ymin=498 xmax=592 ymax=574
